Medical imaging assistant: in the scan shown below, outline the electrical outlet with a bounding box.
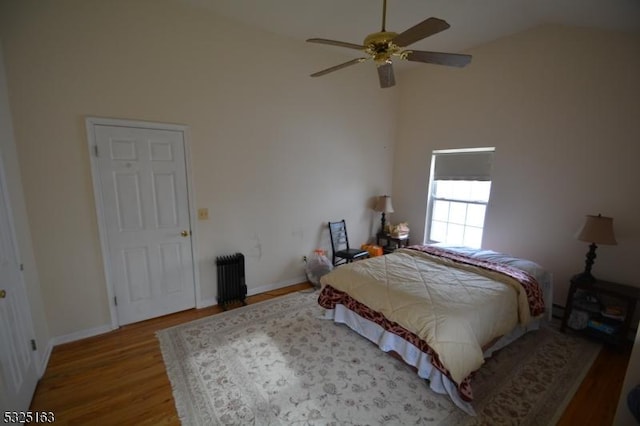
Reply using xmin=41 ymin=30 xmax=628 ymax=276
xmin=303 ymin=255 xmax=307 ymax=263
xmin=198 ymin=208 xmax=209 ymax=220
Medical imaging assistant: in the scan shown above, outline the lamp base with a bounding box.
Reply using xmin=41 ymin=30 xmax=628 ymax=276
xmin=572 ymin=271 xmax=596 ymax=284
xmin=380 ymin=212 xmax=387 ymax=235
xmin=573 ymin=243 xmax=599 ymax=284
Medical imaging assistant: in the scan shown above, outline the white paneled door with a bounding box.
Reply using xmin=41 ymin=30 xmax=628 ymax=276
xmin=93 ymin=123 xmax=196 ymax=326
xmin=0 ymin=155 xmax=38 ymax=412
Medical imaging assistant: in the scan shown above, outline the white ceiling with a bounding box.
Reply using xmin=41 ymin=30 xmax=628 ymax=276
xmin=185 ymin=0 xmax=640 ymax=54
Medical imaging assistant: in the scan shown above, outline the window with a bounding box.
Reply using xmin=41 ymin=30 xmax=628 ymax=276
xmin=426 ymin=148 xmax=494 ymax=249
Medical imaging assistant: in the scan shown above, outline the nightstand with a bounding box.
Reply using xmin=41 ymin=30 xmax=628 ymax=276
xmin=376 ymin=232 xmax=410 ymax=254
xmin=561 ymin=276 xmax=640 ymax=347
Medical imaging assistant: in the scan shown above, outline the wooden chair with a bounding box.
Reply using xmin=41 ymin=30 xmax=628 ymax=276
xmin=328 ymin=220 xmax=369 ymax=266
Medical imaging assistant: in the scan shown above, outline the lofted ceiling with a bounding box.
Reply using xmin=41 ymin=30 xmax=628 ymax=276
xmin=184 ymin=0 xmax=640 ymax=54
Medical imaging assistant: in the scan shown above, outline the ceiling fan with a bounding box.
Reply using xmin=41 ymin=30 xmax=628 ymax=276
xmin=307 ymin=0 xmax=472 ymax=88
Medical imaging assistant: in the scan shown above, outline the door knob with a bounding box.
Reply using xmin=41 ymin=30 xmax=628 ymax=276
xmin=181 ymin=230 xmax=190 ymax=237
xmin=0 ymin=289 xmax=6 ymax=299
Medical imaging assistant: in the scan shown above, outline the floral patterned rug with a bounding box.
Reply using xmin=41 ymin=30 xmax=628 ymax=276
xmin=157 ymin=290 xmax=600 ymax=425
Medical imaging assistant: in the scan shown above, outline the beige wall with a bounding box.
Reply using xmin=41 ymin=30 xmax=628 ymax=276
xmin=2 ymin=0 xmax=638 ymax=341
xmin=393 ymin=25 xmax=640 ymax=304
xmin=0 ymin=0 xmax=396 ymax=337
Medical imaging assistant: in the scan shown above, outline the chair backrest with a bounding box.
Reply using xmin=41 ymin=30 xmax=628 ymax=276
xmin=328 ymin=220 xmax=350 ymax=253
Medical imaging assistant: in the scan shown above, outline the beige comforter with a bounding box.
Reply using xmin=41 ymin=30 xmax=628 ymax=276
xmin=319 ymin=248 xmax=535 ymax=384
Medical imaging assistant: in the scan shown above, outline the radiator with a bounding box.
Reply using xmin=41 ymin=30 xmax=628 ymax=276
xmin=215 ymin=252 xmax=247 ymax=309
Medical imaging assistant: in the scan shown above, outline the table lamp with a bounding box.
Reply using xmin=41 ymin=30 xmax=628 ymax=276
xmin=374 ymin=195 xmax=394 ymax=234
xmin=574 ymin=214 xmax=617 ymax=283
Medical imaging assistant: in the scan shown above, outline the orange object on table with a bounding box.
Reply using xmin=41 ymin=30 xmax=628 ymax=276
xmin=361 ymin=244 xmax=383 ymax=257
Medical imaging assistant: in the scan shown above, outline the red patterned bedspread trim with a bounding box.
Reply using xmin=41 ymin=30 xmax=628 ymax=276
xmin=407 ymin=245 xmax=545 ymax=317
xmin=318 ymin=285 xmax=475 ymax=402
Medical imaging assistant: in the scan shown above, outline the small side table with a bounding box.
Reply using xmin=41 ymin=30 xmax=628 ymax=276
xmin=561 ymin=276 xmax=640 ymax=347
xmin=376 ymin=232 xmax=410 ymax=254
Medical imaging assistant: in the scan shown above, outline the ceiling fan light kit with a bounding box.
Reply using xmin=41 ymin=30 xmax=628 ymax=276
xmin=307 ymin=0 xmax=472 ymax=88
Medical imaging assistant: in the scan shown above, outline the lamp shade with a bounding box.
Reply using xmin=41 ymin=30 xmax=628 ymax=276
xmin=374 ymin=195 xmax=394 ymax=213
xmin=575 ymin=214 xmax=617 ymax=245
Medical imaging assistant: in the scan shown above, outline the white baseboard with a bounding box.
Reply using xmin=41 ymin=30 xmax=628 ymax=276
xmin=198 ymin=297 xmax=217 ymax=308
xmin=198 ymin=275 xmax=308 ymax=308
xmin=37 ymin=340 xmax=53 ymax=377
xmin=248 ymin=275 xmax=308 ymax=296
xmin=38 ymin=277 xmax=308 ymax=377
xmin=51 ymin=323 xmax=115 ymax=346
xmin=49 ymin=276 xmax=308 ymax=344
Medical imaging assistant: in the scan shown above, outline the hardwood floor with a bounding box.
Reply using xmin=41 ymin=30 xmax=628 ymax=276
xmin=29 ymin=282 xmax=631 ymax=425
xmin=557 ymin=339 xmax=631 ymax=426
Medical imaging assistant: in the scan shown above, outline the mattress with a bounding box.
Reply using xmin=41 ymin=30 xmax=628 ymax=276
xmin=318 ymin=245 xmax=552 ymax=414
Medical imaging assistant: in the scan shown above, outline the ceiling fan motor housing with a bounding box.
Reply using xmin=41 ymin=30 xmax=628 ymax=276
xmin=363 ymin=31 xmax=400 ymax=64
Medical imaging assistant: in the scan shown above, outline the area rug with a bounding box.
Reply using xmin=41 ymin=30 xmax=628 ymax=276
xmin=157 ymin=290 xmax=600 ymax=425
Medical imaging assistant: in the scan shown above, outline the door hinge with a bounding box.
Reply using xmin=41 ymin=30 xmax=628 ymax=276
xmin=30 ymin=339 xmax=37 ymax=351
xmin=94 ymin=145 xmax=99 ymax=157
xmin=114 ymin=296 xmax=118 ymax=306
xmin=20 ymin=263 xmax=24 ymax=271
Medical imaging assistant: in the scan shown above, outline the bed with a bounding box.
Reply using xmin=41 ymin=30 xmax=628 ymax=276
xmin=317 ymin=244 xmax=552 ymax=415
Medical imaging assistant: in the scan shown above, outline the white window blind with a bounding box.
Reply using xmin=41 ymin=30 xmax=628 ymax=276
xmin=432 ymin=150 xmax=493 ymax=181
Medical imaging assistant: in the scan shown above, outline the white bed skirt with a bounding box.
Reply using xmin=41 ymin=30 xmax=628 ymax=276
xmin=322 ymin=304 xmax=542 ymax=416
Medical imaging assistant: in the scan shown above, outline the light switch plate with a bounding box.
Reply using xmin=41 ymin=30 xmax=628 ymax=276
xmin=198 ymin=208 xmax=209 ymax=220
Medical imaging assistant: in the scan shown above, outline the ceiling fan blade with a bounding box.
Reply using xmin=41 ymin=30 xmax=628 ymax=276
xmin=306 ymin=38 xmax=365 ymax=51
xmin=377 ymin=63 xmax=395 ymax=88
xmin=310 ymin=58 xmax=368 ymax=77
xmin=405 ymin=50 xmax=472 ymax=67
xmin=392 ymin=17 xmax=450 ymax=47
